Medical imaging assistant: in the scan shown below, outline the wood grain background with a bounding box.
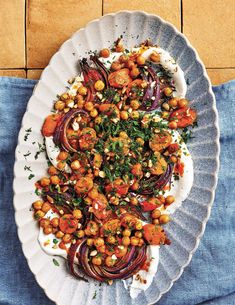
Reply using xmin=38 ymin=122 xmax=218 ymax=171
xmin=0 ymin=0 xmax=235 ymax=85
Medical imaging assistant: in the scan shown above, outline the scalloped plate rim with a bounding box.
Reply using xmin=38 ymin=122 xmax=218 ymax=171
xmin=13 ymin=10 xmax=220 ymax=305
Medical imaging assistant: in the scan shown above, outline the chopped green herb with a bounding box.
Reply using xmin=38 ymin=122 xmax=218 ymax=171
xmin=28 ymin=174 xmax=35 ymax=180
xmin=53 ymin=258 xmax=60 ymax=267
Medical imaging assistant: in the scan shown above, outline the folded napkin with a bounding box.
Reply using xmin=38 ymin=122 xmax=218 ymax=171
xmin=0 ymin=77 xmax=234 ymax=305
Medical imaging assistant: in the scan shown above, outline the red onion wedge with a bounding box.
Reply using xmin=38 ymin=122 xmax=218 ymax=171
xmin=139 ymin=163 xmax=174 ymax=195
xmin=53 ymin=109 xmax=89 ymax=152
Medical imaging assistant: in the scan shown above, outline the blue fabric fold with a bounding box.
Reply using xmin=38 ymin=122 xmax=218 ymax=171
xmin=0 ymin=77 xmax=234 ymax=305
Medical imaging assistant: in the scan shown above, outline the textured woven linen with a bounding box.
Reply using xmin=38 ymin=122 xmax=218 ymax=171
xmin=0 ymin=77 xmax=234 ymax=305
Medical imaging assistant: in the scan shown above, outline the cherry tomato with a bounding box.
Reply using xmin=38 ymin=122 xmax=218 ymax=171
xmin=143 ymin=224 xmax=166 ymax=245
xmin=59 ymin=214 xmax=78 ymax=234
xmin=170 ymin=107 xmax=197 ymax=128
xmin=140 ymin=198 xmax=162 ymax=212
xmin=41 ymin=114 xmax=61 ymax=137
xmin=108 ymin=68 xmax=132 ymax=88
xmin=105 ymin=178 xmax=129 ymax=196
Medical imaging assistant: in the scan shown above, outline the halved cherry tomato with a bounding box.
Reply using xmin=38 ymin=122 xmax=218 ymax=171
xmin=120 ymin=213 xmax=137 ymax=229
xmin=100 ymin=218 xmax=121 ymax=236
xmin=92 ymin=194 xmax=110 ymax=220
xmin=140 ymin=198 xmax=162 ymax=212
xmin=108 ymin=68 xmax=132 ymax=88
xmin=41 ymin=114 xmax=61 ymax=137
xmin=99 ymin=104 xmax=120 ymax=119
xmin=174 ymin=161 xmax=184 ymax=177
xmin=167 ymin=143 xmax=180 ymax=154
xmin=79 ymin=127 xmax=97 ymax=151
xmin=149 ymin=131 xmax=172 ymax=152
xmin=105 ymin=178 xmax=129 ymax=196
xmin=59 ymin=214 xmax=78 ymax=234
xmin=143 ymin=224 xmax=166 ymax=245
xmin=170 ymin=107 xmax=197 ymax=128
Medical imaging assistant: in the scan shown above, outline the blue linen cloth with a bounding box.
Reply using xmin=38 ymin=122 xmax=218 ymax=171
xmin=0 ymin=76 xmax=234 ymax=305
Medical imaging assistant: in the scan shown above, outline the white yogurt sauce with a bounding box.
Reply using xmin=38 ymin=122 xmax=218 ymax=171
xmin=45 ymin=136 xmax=71 ymax=173
xmin=128 ymin=130 xmax=193 ymax=298
xmin=40 ymin=46 xmax=192 ymax=297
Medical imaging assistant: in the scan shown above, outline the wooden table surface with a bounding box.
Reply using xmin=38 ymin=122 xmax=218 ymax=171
xmin=0 ymin=0 xmax=235 ymax=85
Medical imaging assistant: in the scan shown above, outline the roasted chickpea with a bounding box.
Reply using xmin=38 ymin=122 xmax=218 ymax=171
xmin=130 ymin=236 xmax=139 ymax=246
xmin=63 ymin=233 xmax=72 ymax=243
xmin=84 ymin=102 xmax=94 ymax=112
xmin=110 ymin=196 xmax=119 ymax=205
xmin=122 ymin=236 xmax=130 ymax=246
xmin=61 ymin=93 xmax=69 ymax=100
xmin=41 ymin=202 xmax=51 ymax=213
xmin=97 ymin=245 xmax=106 ymax=253
xmin=48 ymin=166 xmax=58 ymax=176
xmin=94 ymin=237 xmax=105 ymax=248
xmin=138 ymin=238 xmax=145 ymax=247
xmin=87 ymin=238 xmax=94 ymax=246
xmin=90 ymin=109 xmax=98 ymax=118
xmin=152 ymin=219 xmax=159 ymax=225
xmin=165 ymin=195 xmax=175 ymax=205
xmin=157 ymin=195 xmax=166 ymax=204
xmin=135 ymin=221 xmax=142 ymax=230
xmin=94 ymin=80 xmax=105 ymax=91
xmin=39 ymin=218 xmax=50 ymax=228
xmin=33 ymin=200 xmax=43 ymax=210
xmin=40 ymin=177 xmax=50 ymax=187
xmin=150 ymin=52 xmax=160 ymax=62
xmin=162 ymin=102 xmax=170 ymax=111
xmin=130 ymin=111 xmax=140 ymax=119
xmin=43 ymin=226 xmax=53 ymax=235
xmin=84 ymin=197 xmax=92 ymax=205
xmin=111 ymin=61 xmax=122 ymax=71
xmin=92 ymin=256 xmax=102 ymax=266
xmin=131 ymin=181 xmax=139 ymax=191
xmin=95 ymin=116 xmax=102 ymax=124
xmin=126 ymin=60 xmax=135 ymax=69
xmin=55 ymin=230 xmax=64 ymax=239
xmin=136 ymin=55 xmax=145 ymax=66
xmin=77 ymin=99 xmax=85 ymax=109
xmin=161 ymin=111 xmax=169 ymax=119
xmin=75 ymin=230 xmax=85 ymax=238
xmin=119 ymin=54 xmax=129 ymax=63
xmin=70 ymin=160 xmax=80 ymax=171
xmin=100 ymin=48 xmax=110 ymax=58
xmin=73 ymin=209 xmax=83 ymax=219
xmin=168 ymin=121 xmax=178 ymax=129
xmin=78 ymin=86 xmax=87 ymax=96
xmin=170 ymin=155 xmax=178 ymax=163
xmin=119 ymin=131 xmax=128 ymax=138
xmin=58 ymin=151 xmax=68 ymax=161
xmin=51 ymin=217 xmax=59 ymax=228
xmin=136 ymin=137 xmax=145 ymax=146
xmin=123 ymin=229 xmax=131 ymax=237
xmin=159 ymin=214 xmax=171 ymax=224
xmin=130 ymin=197 xmax=138 ymax=206
xmin=135 ymin=231 xmax=142 ymax=238
xmin=130 ymin=67 xmax=140 ymax=78
xmin=163 ymin=87 xmax=173 ymax=97
xmin=50 ymin=175 xmax=60 ymax=185
xmin=57 ymin=161 xmax=66 ymax=170
xmin=107 ymin=235 xmax=116 ymax=244
xmin=152 ymin=209 xmax=161 ymax=219
xmin=54 ymin=100 xmax=65 ymax=111
xmin=169 ymin=98 xmax=179 ymax=108
xmin=178 ymin=98 xmax=188 ymax=108
xmin=105 ymin=256 xmax=116 ymax=267
xmin=130 ymin=99 xmax=140 ymax=110
xmin=120 ymin=110 xmax=129 ymax=120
